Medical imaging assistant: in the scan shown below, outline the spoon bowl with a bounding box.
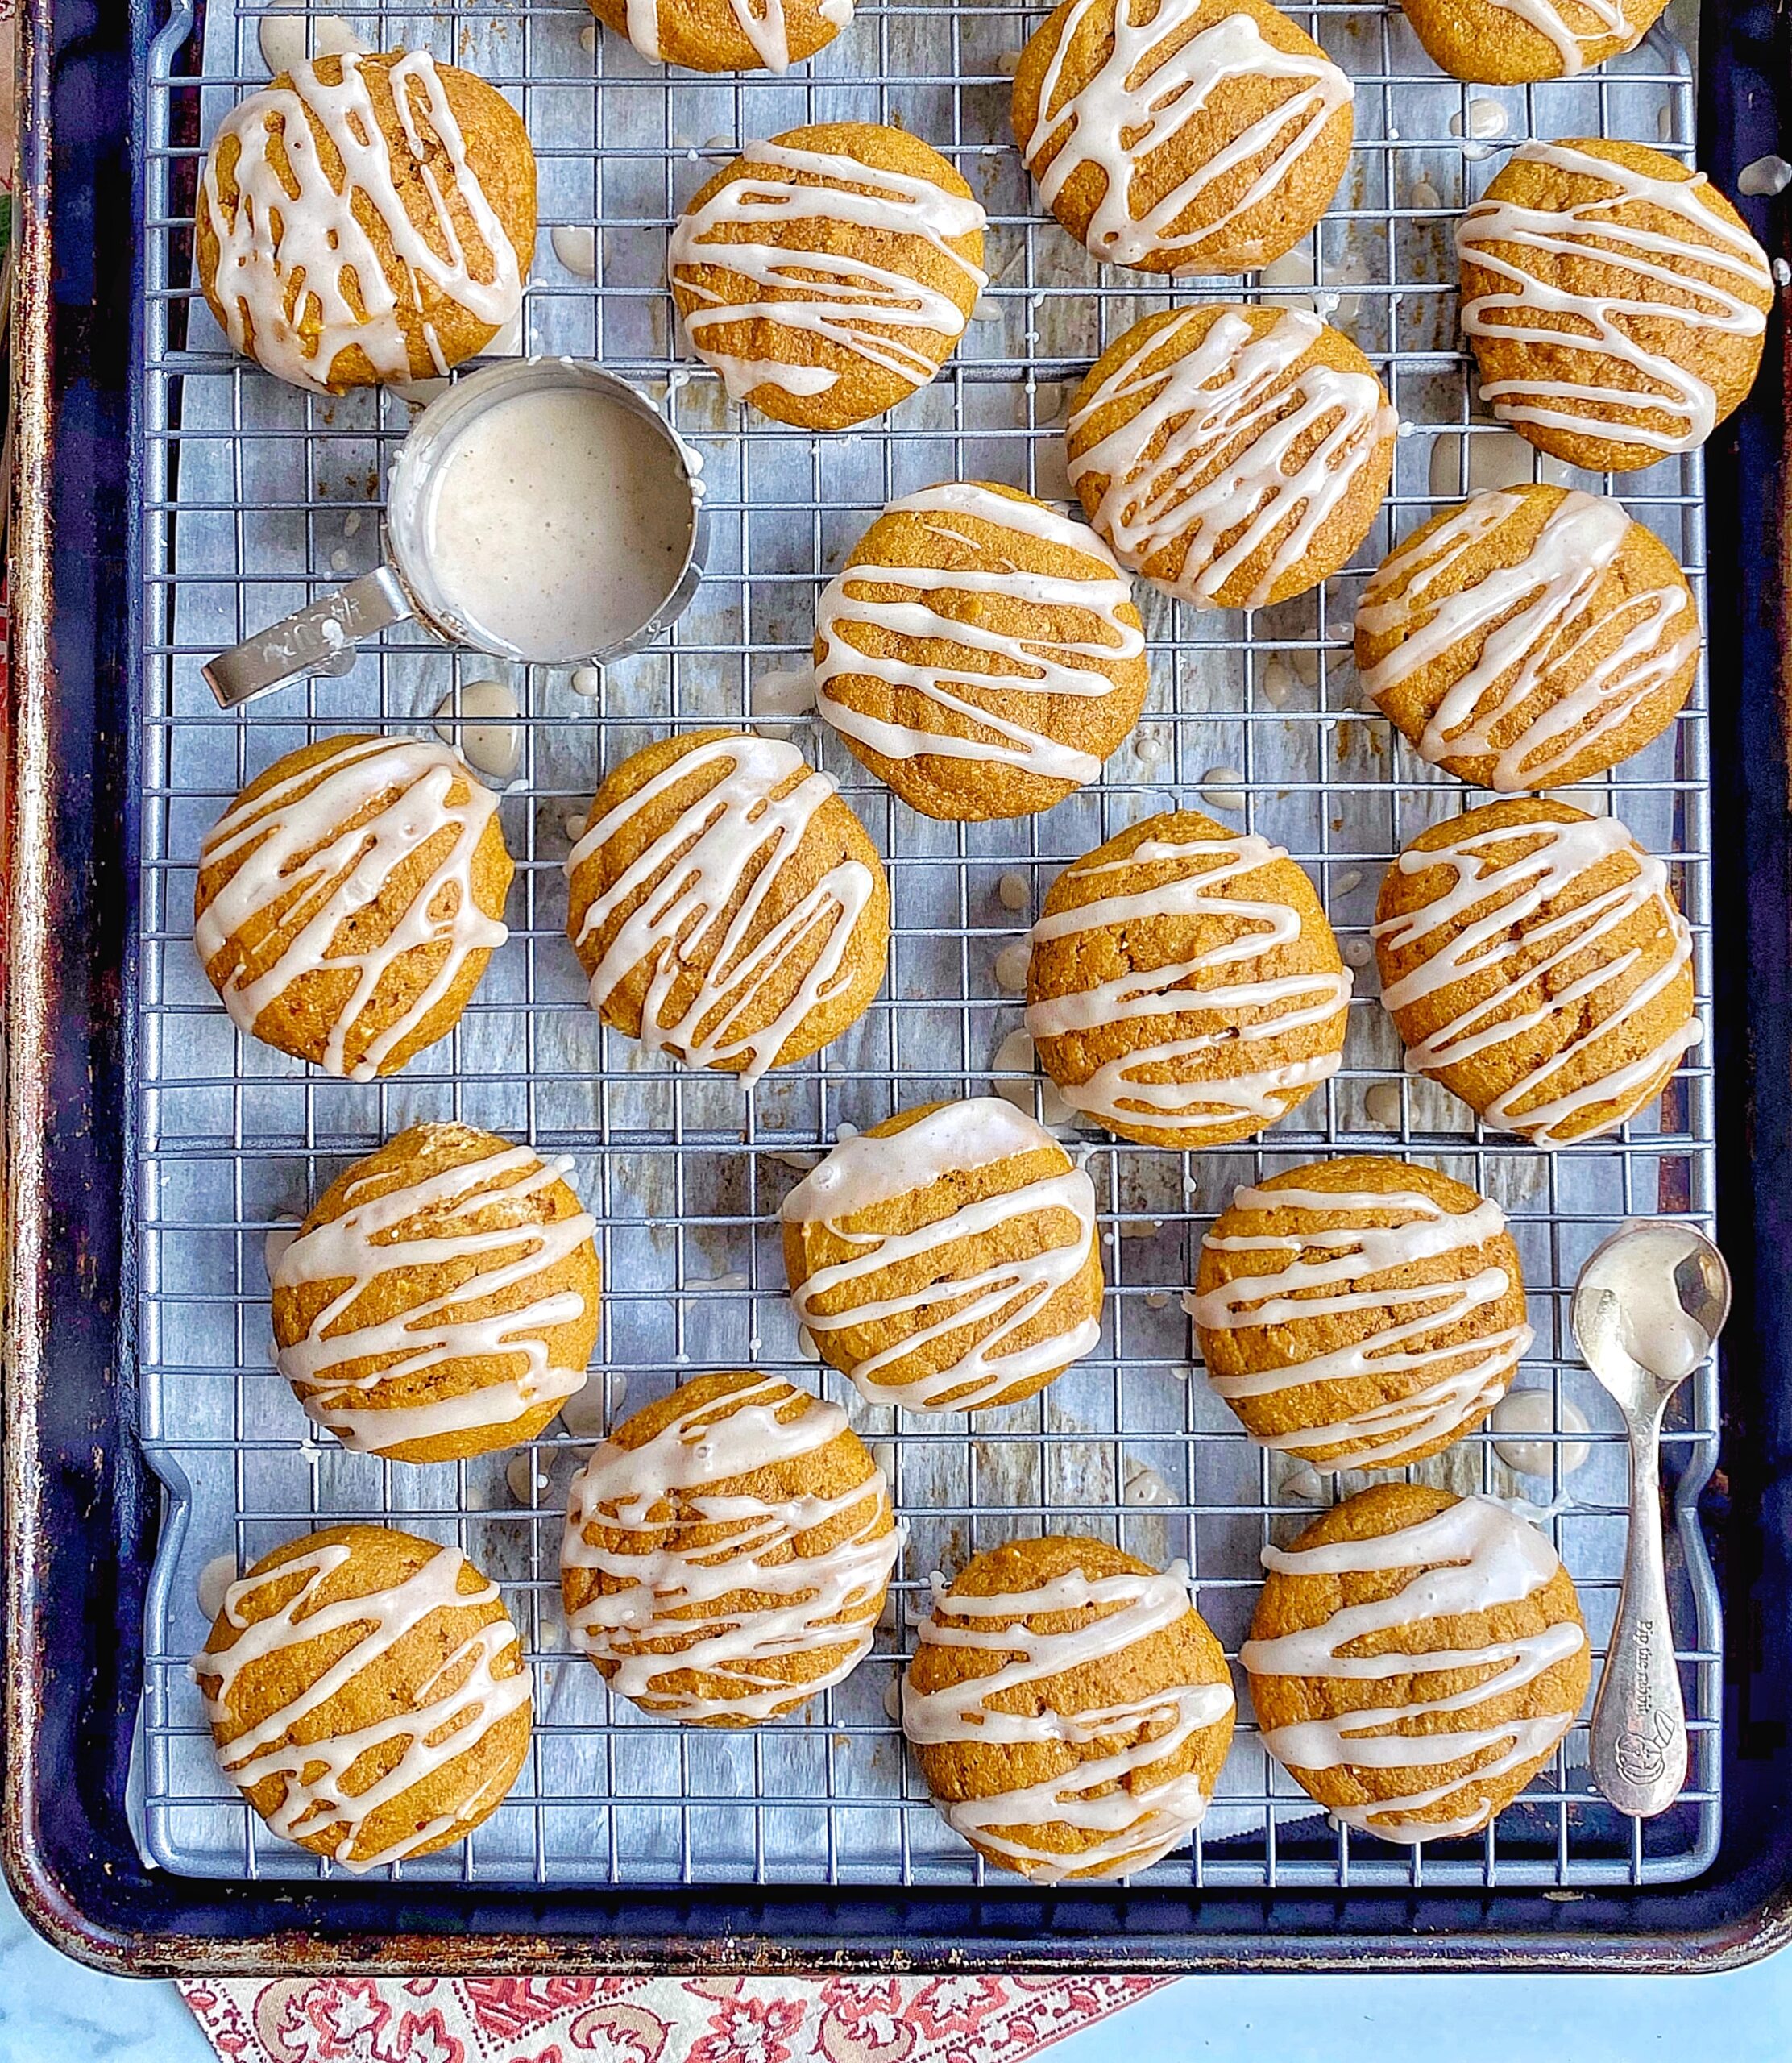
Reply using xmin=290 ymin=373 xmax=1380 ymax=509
xmin=1570 ymin=1219 xmax=1729 ymax=1821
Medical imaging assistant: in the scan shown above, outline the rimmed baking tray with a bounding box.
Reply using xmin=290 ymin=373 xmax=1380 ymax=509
xmin=6 ymin=0 xmax=1792 ymax=1977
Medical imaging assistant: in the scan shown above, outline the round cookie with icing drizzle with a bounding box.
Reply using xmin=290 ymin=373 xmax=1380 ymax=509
xmin=1067 ymin=305 xmax=1398 ymax=612
xmin=1013 ymin=0 xmax=1353 ymax=274
xmin=564 ymin=728 xmax=889 ymax=1085
xmin=667 ymin=124 xmax=987 ymax=430
xmin=1401 ymin=0 xmax=1670 ymax=84
xmin=193 ymin=733 xmax=512 ymax=1081
xmin=194 ymin=1524 xmax=533 ymax=1870
xmin=1357 ymin=484 xmax=1700 ymax=791
xmin=1242 ymin=1486 xmax=1590 ymax=1843
xmin=561 ymin=1371 xmax=901 ymax=1725
xmin=1190 ymin=1157 xmax=1532 ymax=1471
xmin=272 ymin=1123 xmax=601 ymax=1463
xmin=782 ymin=1097 xmax=1104 ymax=1413
xmin=1373 ymin=797 xmax=1699 ymax=1144
xmin=1456 ymin=138 xmax=1772 ymax=473
xmin=587 ymin=0 xmax=851 ymax=73
xmin=198 ymin=49 xmax=536 ymax=394
xmin=1025 ymin=808 xmax=1351 ymax=1148
xmin=902 ymin=1535 xmax=1234 ymax=1882
xmin=812 ymin=480 xmax=1149 ymax=820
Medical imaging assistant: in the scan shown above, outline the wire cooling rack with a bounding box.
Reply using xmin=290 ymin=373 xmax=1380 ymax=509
xmin=134 ymin=0 xmax=1723 ymax=1892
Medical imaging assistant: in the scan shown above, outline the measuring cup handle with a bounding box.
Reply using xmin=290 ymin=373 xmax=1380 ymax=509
xmin=203 ymin=566 xmax=414 ymax=709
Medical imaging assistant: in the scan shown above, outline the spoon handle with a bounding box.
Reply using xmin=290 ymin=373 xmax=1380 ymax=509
xmin=1591 ymin=1408 xmax=1688 ymax=1818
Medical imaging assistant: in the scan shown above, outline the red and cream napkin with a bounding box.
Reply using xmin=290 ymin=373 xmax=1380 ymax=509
xmin=177 ymin=1973 xmax=1168 ymax=2063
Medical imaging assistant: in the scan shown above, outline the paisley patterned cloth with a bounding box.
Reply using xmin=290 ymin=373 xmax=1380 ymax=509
xmin=177 ymin=1973 xmax=1168 ymax=2063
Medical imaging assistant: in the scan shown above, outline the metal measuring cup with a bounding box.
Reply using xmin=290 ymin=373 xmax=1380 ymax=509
xmin=202 ymin=357 xmax=709 ymax=708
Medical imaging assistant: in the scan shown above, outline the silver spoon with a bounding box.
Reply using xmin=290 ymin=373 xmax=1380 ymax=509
xmin=1571 ymin=1220 xmax=1731 ymax=1820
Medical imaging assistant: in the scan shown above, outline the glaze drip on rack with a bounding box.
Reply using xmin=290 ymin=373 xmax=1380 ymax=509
xmin=1189 ymin=1184 xmax=1533 ymax=1467
xmin=814 ymin=482 xmax=1144 ymax=785
xmin=1242 ymin=1496 xmax=1586 ymax=1841
xmin=1068 ymin=308 xmax=1396 ymax=609
xmin=202 ymin=50 xmax=523 ymax=391
xmin=782 ymin=1098 xmax=1101 ymax=1410
xmin=193 ymin=1539 xmax=532 ymax=1871
xmin=274 ymin=1144 xmax=597 ymax=1451
xmin=562 ymin=1377 xmax=902 ymax=1722
xmin=902 ymin=1563 xmax=1235 ymax=1881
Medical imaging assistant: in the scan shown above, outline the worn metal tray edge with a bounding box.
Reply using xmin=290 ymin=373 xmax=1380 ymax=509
xmin=7 ymin=0 xmax=1792 ymax=1978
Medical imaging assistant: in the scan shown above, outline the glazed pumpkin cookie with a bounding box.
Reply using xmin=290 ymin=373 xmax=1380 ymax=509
xmin=194 ymin=1525 xmax=533 ymax=1870
xmin=1356 ymin=484 xmax=1701 ymax=791
xmin=193 ymin=733 xmax=512 ymax=1081
xmin=1189 ymin=1158 xmax=1533 ymax=1471
xmin=903 ymin=1536 xmax=1235 ymax=1882
xmin=272 ymin=1123 xmax=601 ymax=1463
xmin=1242 ymin=1486 xmax=1590 ymax=1843
xmin=1025 ymin=809 xmax=1351 ymax=1148
xmin=1067 ymin=305 xmax=1398 ymax=611
xmin=812 ymin=480 xmax=1149 ymax=820
xmin=667 ymin=124 xmax=987 ymax=429
xmin=782 ymin=1096 xmax=1104 ymax=1413
xmin=199 ymin=49 xmax=535 ymax=393
xmin=1403 ymin=0 xmax=1669 ymax=81
xmin=561 ymin=1372 xmax=901 ymax=1725
xmin=565 ymin=729 xmax=889 ymax=1085
xmin=589 ymin=0 xmax=852 ymax=73
xmin=1372 ymin=798 xmax=1699 ymax=1144
xmin=1013 ymin=0 xmax=1352 ymax=274
xmin=1457 ymin=139 xmax=1772 ymax=472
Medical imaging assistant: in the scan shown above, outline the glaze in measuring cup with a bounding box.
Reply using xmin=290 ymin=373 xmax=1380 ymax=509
xmin=202 ymin=357 xmax=708 ymax=708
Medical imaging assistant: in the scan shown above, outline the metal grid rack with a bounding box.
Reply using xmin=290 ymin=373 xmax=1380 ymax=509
xmin=135 ymin=0 xmax=1723 ymax=1894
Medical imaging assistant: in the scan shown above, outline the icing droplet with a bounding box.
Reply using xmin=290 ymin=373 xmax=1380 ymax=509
xmin=1450 ymin=98 xmax=1509 ymax=160
xmin=551 ymin=224 xmax=599 ymax=280
xmin=998 ymin=871 xmax=1031 ymax=913
xmin=992 ymin=1028 xmax=1077 ymax=1130
xmin=1145 ymin=1290 xmax=1171 ymax=1310
xmin=1410 ymin=173 xmax=1442 ymax=211
xmin=1260 ymin=658 xmax=1296 ymax=710
xmin=1364 ymin=1080 xmax=1404 ymax=1129
xmin=433 ymin=679 xmax=523 ymax=785
xmin=1491 ymin=1389 xmax=1592 ymax=1477
xmin=995 ymin=941 xmax=1031 ymax=993
xmin=569 ymin=665 xmax=603 ymax=699
xmin=256 ymin=10 xmax=368 ymax=77
xmin=506 ymin=1451 xmax=551 ymax=1504
xmin=1342 ymin=936 xmax=1372 ymax=968
xmin=751 ymin=664 xmax=818 ymax=720
xmin=1198 ymin=766 xmax=1247 ymax=814
xmin=1739 ymin=154 xmax=1792 ymax=199
xmin=197 ymin=1551 xmax=238 ymax=1623
xmin=1122 ymin=1457 xmax=1173 ymax=1506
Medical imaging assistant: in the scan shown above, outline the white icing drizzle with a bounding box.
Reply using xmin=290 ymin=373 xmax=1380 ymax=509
xmin=274 ymin=1143 xmax=598 ymax=1453
xmin=1189 ymin=1183 xmax=1533 ymax=1467
xmin=565 ymin=734 xmax=877 ymax=1089
xmin=1068 ymin=307 xmax=1397 ymax=610
xmin=193 ymin=736 xmax=508 ymax=1083
xmin=1482 ymin=0 xmax=1643 ymax=76
xmin=202 ymin=51 xmax=525 ymax=392
xmin=193 ymin=1538 xmax=532 ymax=1871
xmin=1241 ymin=1495 xmax=1587 ymax=1841
xmin=1021 ymin=1 xmax=1352 ymax=270
xmin=622 ymin=0 xmax=849 ymax=71
xmin=1457 ymin=140 xmax=1773 ymax=457
xmin=782 ymin=1097 xmax=1101 ymax=1412
xmin=902 ymin=1562 xmax=1234 ymax=1881
xmin=1372 ymin=811 xmax=1699 ymax=1143
xmin=668 ymin=139 xmax=987 ymax=405
xmin=1359 ymin=488 xmax=1699 ymax=790
xmin=1025 ymin=832 xmax=1351 ymax=1139
xmin=813 ymin=482 xmax=1145 ymax=787
xmin=562 ymin=1378 xmax=901 ymax=1722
